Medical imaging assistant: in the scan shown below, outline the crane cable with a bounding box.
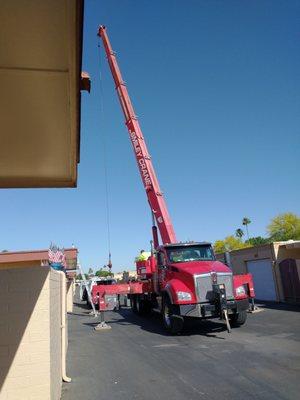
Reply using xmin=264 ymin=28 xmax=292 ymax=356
xmin=97 ymin=39 xmax=112 ymax=269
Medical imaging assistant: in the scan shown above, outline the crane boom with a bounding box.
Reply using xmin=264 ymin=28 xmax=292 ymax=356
xmin=98 ymin=26 xmax=177 ymax=245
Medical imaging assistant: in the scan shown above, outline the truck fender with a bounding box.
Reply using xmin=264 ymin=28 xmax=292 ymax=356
xmin=162 ymin=287 xmax=174 ymax=304
xmin=164 ymin=279 xmax=194 ymax=304
xmin=233 ymin=273 xmax=255 ymax=299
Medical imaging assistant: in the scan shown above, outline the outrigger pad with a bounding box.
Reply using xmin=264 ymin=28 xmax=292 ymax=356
xmin=94 ymin=322 xmax=112 ymax=331
xmin=247 ymin=307 xmax=264 ymax=314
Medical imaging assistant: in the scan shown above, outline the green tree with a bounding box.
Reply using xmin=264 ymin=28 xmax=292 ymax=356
xmin=95 ymin=269 xmax=114 ymax=278
xmin=245 ymin=236 xmax=270 ymax=246
xmin=122 ymin=271 xmax=129 ymax=281
xmin=214 ymin=235 xmax=250 ymax=253
xmin=76 ymin=273 xmax=88 ymax=280
xmin=267 ymin=212 xmax=300 ymax=241
xmin=242 ymin=217 xmax=251 ymax=240
xmin=235 ymin=228 xmax=244 ymax=239
xmin=88 ymin=267 xmax=94 ymax=276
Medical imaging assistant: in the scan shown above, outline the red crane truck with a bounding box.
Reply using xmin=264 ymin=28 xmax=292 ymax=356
xmin=93 ymin=26 xmax=255 ymax=334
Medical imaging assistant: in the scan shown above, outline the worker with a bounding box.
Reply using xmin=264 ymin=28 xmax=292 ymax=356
xmin=170 ymin=251 xmax=184 ymax=263
xmin=135 ymin=249 xmax=151 ymax=262
xmin=184 ymin=249 xmax=199 ymax=260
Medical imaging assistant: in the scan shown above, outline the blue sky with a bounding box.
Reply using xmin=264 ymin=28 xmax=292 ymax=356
xmin=1 ymin=0 xmax=299 ymax=272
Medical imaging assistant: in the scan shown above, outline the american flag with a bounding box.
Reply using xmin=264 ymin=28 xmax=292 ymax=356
xmin=48 ymin=244 xmax=67 ymax=268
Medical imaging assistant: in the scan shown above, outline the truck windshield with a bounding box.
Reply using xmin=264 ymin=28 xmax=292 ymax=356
xmin=167 ymin=245 xmax=214 ymax=263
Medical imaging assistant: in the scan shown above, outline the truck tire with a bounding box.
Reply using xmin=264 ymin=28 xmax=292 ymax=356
xmin=162 ymin=296 xmax=184 ymax=334
xmin=82 ymin=288 xmax=88 ymax=301
xmin=230 ymin=310 xmax=247 ymax=327
xmin=136 ymin=296 xmax=152 ymax=316
xmin=86 ymin=299 xmax=92 ymax=309
xmin=131 ymin=295 xmax=138 ymax=313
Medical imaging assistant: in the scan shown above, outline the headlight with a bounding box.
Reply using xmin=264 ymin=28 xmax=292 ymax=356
xmin=177 ymin=291 xmax=192 ymax=301
xmin=235 ymin=285 xmax=246 ymax=296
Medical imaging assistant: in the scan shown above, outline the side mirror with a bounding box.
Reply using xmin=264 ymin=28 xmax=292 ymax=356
xmin=157 ymin=253 xmax=167 ymax=269
xmin=159 ymin=264 xmax=167 ymax=270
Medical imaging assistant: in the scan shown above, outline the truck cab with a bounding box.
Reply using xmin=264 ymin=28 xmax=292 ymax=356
xmin=135 ymin=242 xmax=254 ymax=334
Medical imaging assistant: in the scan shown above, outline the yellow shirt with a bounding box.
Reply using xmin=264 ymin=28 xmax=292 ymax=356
xmin=135 ymin=251 xmax=151 ymax=262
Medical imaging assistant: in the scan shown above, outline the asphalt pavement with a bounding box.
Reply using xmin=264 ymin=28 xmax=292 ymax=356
xmin=62 ymin=295 xmax=300 ymax=400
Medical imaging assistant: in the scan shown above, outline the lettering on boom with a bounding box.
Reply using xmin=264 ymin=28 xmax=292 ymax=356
xmin=130 ymin=131 xmax=142 ymax=157
xmin=130 ymin=130 xmax=151 ymax=187
xmin=139 ymin=159 xmax=151 ymax=186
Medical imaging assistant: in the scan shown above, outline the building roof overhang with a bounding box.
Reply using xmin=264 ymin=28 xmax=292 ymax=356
xmin=0 ymin=248 xmax=78 ymax=271
xmin=279 ymin=240 xmax=300 ymax=249
xmin=0 ymin=0 xmax=84 ymax=188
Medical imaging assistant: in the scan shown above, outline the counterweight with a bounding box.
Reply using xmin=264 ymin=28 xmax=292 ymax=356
xmin=98 ymin=26 xmax=176 ymax=245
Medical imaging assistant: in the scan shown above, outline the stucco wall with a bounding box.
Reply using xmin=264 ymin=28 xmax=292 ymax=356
xmin=50 ymin=269 xmax=62 ymax=400
xmin=216 ymin=244 xmax=273 ymax=275
xmin=216 ymin=242 xmax=300 ymax=302
xmin=273 ymin=242 xmax=300 ymax=302
xmin=0 ymin=265 xmax=64 ymax=400
xmin=273 ymin=242 xmax=300 ymax=262
xmin=0 ymin=260 xmax=41 ymax=270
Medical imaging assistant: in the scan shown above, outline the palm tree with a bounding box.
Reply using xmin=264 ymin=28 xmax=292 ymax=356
xmin=235 ymin=228 xmax=244 ymax=239
xmin=242 ymin=217 xmax=251 ymax=240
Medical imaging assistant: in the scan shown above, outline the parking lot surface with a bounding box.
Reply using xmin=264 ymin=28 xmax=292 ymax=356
xmin=62 ymin=297 xmax=300 ymax=400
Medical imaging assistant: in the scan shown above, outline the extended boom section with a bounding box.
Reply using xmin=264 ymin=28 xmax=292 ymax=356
xmin=98 ymin=26 xmax=176 ymax=245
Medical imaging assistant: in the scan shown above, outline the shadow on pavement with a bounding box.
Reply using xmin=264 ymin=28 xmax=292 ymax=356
xmin=73 ymin=301 xmax=90 ymax=310
xmin=256 ymin=301 xmax=300 ymax=312
xmin=83 ymin=307 xmax=229 ymax=338
xmin=70 ymin=312 xmax=93 ymax=317
xmin=70 ymin=301 xmax=94 ymax=316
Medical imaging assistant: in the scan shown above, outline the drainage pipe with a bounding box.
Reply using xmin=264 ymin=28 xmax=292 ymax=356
xmin=57 ymin=270 xmax=72 ymax=383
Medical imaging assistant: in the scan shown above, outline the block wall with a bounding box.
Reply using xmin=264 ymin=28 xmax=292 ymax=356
xmin=0 ymin=266 xmax=64 ymax=400
xmin=50 ymin=269 xmax=62 ymax=400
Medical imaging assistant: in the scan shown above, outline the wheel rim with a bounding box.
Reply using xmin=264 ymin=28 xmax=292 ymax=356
xmin=164 ymin=303 xmax=171 ymax=327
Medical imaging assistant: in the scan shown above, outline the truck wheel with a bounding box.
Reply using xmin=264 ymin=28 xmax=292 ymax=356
xmin=86 ymin=298 xmax=94 ymax=309
xmin=82 ymin=288 xmax=88 ymax=301
xmin=136 ymin=296 xmax=152 ymax=316
xmin=162 ymin=296 xmax=184 ymax=334
xmin=230 ymin=310 xmax=247 ymax=327
xmin=131 ymin=295 xmax=138 ymax=313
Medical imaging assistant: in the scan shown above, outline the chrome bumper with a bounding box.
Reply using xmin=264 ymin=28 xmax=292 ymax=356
xmin=178 ymin=298 xmax=249 ymax=318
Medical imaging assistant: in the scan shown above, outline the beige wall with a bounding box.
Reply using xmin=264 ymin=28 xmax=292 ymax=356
xmin=216 ymin=244 xmax=273 ymax=275
xmin=217 ymin=245 xmax=278 ymax=300
xmin=0 ymin=261 xmax=40 ymax=270
xmin=273 ymin=242 xmax=300 ymax=301
xmin=115 ymin=270 xmax=137 ymax=281
xmin=232 ymin=244 xmax=273 ymax=275
xmin=274 ymin=242 xmax=300 ymax=263
xmin=216 ymin=242 xmax=300 ymax=302
xmin=0 ymin=265 xmax=64 ymax=400
xmin=49 ymin=270 xmax=62 ymax=400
